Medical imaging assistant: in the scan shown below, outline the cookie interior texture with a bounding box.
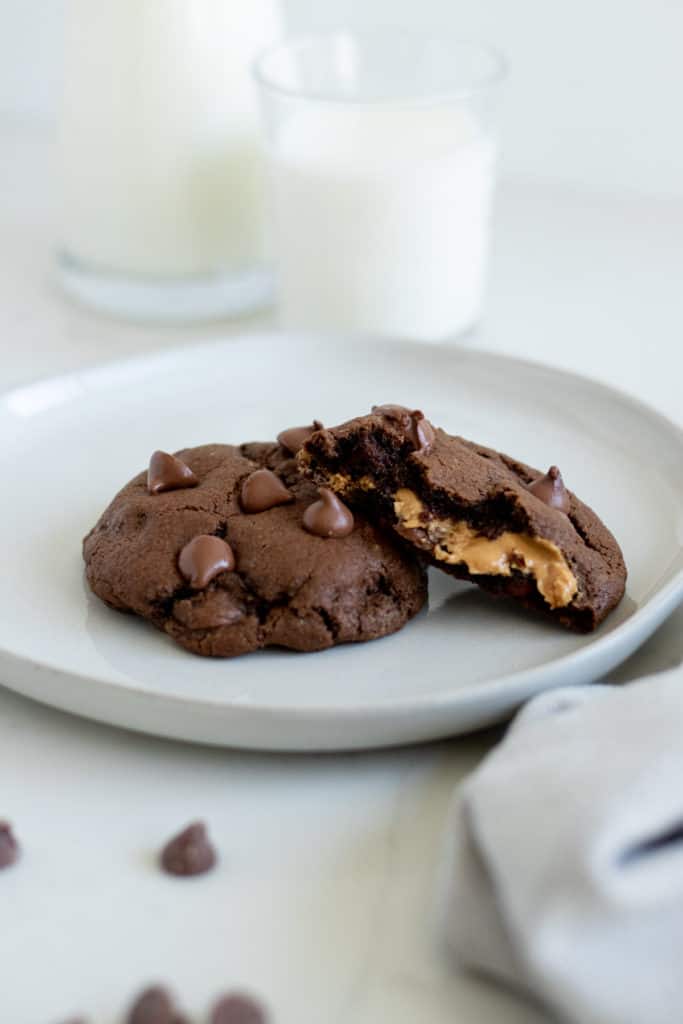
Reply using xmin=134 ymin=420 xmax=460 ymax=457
xmin=83 ymin=443 xmax=427 ymax=658
xmin=301 ymin=411 xmax=627 ymax=632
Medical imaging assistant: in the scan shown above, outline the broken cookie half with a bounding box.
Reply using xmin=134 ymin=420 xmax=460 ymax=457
xmin=300 ymin=406 xmax=627 ymax=632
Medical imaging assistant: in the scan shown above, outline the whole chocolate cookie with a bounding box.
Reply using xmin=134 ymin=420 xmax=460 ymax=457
xmin=83 ymin=442 xmax=426 ymax=657
xmin=301 ymin=407 xmax=627 ymax=632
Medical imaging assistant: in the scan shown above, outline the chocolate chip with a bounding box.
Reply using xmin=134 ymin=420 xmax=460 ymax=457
xmin=371 ymin=405 xmax=434 ymax=453
xmin=210 ymin=993 xmax=269 ymax=1024
xmin=240 ymin=469 xmax=294 ymax=513
xmin=0 ymin=821 xmax=19 ymax=870
xmin=528 ymin=466 xmax=570 ymax=513
xmin=127 ymin=986 xmax=177 ymax=1024
xmin=276 ymin=421 xmax=323 ymax=455
xmin=147 ymin=451 xmax=199 ymax=495
xmin=178 ymin=535 xmax=235 ymax=589
xmin=160 ymin=821 xmax=217 ymax=877
xmin=302 ymin=488 xmax=354 ymax=538
xmin=410 ymin=412 xmax=435 ymax=452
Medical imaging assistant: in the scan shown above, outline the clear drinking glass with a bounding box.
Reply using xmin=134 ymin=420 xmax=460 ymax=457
xmin=57 ymin=0 xmax=282 ymax=323
xmin=254 ymin=32 xmax=507 ymax=342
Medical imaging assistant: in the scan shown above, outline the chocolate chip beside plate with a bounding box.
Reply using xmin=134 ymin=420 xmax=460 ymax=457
xmin=211 ymin=992 xmax=269 ymax=1024
xmin=127 ymin=985 xmax=184 ymax=1024
xmin=0 ymin=821 xmax=19 ymax=870
xmin=160 ymin=821 xmax=217 ymax=877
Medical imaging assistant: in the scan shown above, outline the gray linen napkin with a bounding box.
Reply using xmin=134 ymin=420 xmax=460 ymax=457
xmin=443 ymin=667 xmax=683 ymax=1024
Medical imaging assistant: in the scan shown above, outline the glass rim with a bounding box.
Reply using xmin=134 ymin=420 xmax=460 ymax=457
xmin=252 ymin=30 xmax=508 ymax=107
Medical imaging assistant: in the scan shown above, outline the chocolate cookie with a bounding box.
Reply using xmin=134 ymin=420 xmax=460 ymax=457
xmin=83 ymin=441 xmax=426 ymax=657
xmin=300 ymin=407 xmax=627 ymax=632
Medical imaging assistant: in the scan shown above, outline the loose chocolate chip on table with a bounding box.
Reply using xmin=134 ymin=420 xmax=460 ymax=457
xmin=178 ymin=535 xmax=235 ymax=589
xmin=0 ymin=821 xmax=19 ymax=869
xmin=160 ymin=821 xmax=217 ymax=877
xmin=528 ymin=465 xmax=570 ymax=513
xmin=276 ymin=420 xmax=323 ymax=455
xmin=371 ymin=405 xmax=434 ymax=453
xmin=147 ymin=451 xmax=199 ymax=495
xmin=211 ymin=992 xmax=269 ymax=1024
xmin=127 ymin=986 xmax=177 ymax=1024
xmin=303 ymin=488 xmax=355 ymax=539
xmin=240 ymin=469 xmax=294 ymax=513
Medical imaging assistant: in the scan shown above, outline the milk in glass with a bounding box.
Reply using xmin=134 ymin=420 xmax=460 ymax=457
xmin=59 ymin=0 xmax=282 ymax=316
xmin=270 ymin=106 xmax=496 ymax=341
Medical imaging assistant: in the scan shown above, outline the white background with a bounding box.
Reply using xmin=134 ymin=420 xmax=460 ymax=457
xmin=2 ymin=0 xmax=683 ymax=198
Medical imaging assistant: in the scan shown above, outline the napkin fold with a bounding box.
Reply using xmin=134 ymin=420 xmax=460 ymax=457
xmin=443 ymin=667 xmax=683 ymax=1024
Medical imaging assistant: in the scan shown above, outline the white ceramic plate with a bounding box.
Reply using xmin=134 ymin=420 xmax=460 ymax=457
xmin=1 ymin=334 xmax=682 ymax=751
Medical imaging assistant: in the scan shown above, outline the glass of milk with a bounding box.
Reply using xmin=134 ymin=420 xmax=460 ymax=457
xmin=254 ymin=32 xmax=506 ymax=342
xmin=57 ymin=0 xmax=282 ymax=322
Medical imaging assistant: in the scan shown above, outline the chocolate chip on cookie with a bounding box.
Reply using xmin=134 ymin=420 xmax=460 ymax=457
xmin=240 ymin=469 xmax=293 ymax=513
xmin=148 ymin=451 xmax=199 ymax=495
xmin=372 ymin=405 xmax=435 ymax=453
xmin=276 ymin=421 xmax=323 ymax=455
xmin=302 ymin=488 xmax=354 ymax=538
xmin=527 ymin=465 xmax=570 ymax=513
xmin=178 ymin=536 xmax=236 ymax=590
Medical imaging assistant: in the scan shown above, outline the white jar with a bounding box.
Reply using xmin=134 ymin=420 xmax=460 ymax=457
xmin=58 ymin=0 xmax=282 ymax=322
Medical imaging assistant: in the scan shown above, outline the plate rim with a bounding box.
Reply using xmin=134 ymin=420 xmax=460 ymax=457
xmin=1 ymin=332 xmax=682 ymax=724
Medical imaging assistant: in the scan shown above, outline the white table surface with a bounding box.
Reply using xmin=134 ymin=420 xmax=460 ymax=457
xmin=2 ymin=120 xmax=683 ymax=1024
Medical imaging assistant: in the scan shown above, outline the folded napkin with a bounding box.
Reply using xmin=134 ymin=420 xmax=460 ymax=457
xmin=443 ymin=667 xmax=683 ymax=1024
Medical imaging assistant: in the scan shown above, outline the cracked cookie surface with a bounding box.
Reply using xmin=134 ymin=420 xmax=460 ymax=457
xmin=83 ymin=443 xmax=427 ymax=657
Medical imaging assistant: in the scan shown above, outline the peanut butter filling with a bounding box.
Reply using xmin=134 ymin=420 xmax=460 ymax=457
xmin=322 ymin=471 xmax=376 ymax=494
xmin=393 ymin=488 xmax=577 ymax=609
